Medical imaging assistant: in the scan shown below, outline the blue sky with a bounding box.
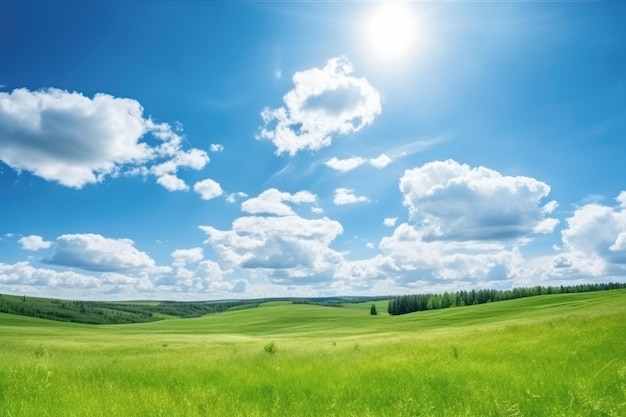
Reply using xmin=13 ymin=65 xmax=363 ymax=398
xmin=1 ymin=1 xmax=625 ymax=300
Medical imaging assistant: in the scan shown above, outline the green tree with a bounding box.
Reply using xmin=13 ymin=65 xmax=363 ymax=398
xmin=370 ymin=304 xmax=378 ymax=315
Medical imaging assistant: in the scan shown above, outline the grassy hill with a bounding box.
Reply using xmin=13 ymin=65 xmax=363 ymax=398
xmin=1 ymin=290 xmax=625 ymax=416
xmin=0 ymin=293 xmax=261 ymax=324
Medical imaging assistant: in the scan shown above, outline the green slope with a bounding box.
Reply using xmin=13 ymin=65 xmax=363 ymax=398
xmin=1 ymin=289 xmax=624 ymax=336
xmin=107 ymin=289 xmax=626 ymax=336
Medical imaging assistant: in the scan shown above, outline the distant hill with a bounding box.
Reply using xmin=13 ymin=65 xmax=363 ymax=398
xmin=0 ymin=283 xmax=623 ymax=325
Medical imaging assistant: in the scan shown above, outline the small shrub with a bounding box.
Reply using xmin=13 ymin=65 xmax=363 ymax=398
xmin=264 ymin=342 xmax=277 ymax=355
xmin=34 ymin=345 xmax=47 ymax=358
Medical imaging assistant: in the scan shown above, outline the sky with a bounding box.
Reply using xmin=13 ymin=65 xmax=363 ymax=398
xmin=1 ymin=1 xmax=625 ymax=301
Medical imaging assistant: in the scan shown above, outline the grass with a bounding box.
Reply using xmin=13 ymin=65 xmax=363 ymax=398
xmin=0 ymin=290 xmax=625 ymax=416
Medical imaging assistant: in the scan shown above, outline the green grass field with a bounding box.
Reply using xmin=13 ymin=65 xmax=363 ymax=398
xmin=1 ymin=290 xmax=625 ymax=416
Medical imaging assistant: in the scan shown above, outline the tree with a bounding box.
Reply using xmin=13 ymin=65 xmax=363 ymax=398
xmin=370 ymin=303 xmax=378 ymax=316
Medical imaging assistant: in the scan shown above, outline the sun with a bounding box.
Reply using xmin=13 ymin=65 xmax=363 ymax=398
xmin=366 ymin=5 xmax=415 ymax=61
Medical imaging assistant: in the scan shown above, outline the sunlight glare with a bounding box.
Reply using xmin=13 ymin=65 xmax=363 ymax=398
xmin=366 ymin=5 xmax=415 ymax=61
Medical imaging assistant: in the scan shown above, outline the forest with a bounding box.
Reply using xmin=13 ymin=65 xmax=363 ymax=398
xmin=387 ymin=282 xmax=626 ymax=315
xmin=0 ymin=294 xmax=259 ymax=324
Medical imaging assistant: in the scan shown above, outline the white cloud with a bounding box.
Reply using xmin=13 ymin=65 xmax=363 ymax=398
xmin=157 ymin=258 xmax=243 ymax=294
xmin=0 ymin=88 xmax=208 ymax=189
xmin=379 ymin=223 xmax=525 ymax=284
xmin=241 ymin=188 xmax=317 ymax=216
xmin=201 ymin=215 xmax=343 ymax=277
xmin=383 ymin=217 xmax=398 ymax=227
xmin=325 ymin=156 xmax=366 ymax=172
xmin=618 ymin=191 xmax=626 ymax=209
xmin=540 ymin=192 xmax=626 ymax=279
xmin=610 ymin=233 xmax=626 ymax=252
xmin=18 ymin=235 xmax=51 ymax=251
xmin=171 ymin=247 xmax=204 ymax=265
xmin=0 ymin=262 xmax=101 ymax=288
xmin=209 ymin=144 xmax=224 ymax=152
xmin=43 ymin=233 xmax=155 ymax=272
xmin=542 ymin=200 xmax=559 ymax=215
xmin=1 ymin=238 xmax=256 ymax=298
xmin=194 ymin=178 xmax=223 ymax=200
xmin=400 ymin=160 xmax=558 ymax=241
xmin=345 ymin=160 xmax=562 ymax=287
xmin=332 ymin=255 xmax=398 ymax=290
xmin=156 ymin=174 xmax=189 ymax=191
xmin=226 ymin=192 xmax=248 ymax=203
xmin=534 ymin=217 xmax=560 ymax=234
xmin=200 ymin=188 xmax=343 ymax=282
xmin=151 ymin=148 xmax=209 ymax=177
xmin=333 ymin=188 xmax=368 ymax=205
xmin=369 ymin=153 xmax=392 ymax=169
xmin=258 ymin=56 xmax=382 ymax=155
xmin=0 ymin=258 xmax=250 ymax=299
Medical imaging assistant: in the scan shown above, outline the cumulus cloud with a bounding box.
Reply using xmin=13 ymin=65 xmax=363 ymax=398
xmin=0 ymin=262 xmax=101 ymax=288
xmin=379 ymin=223 xmax=525 ymax=283
xmin=209 ymin=144 xmax=224 ymax=152
xmin=383 ymin=217 xmax=398 ymax=227
xmin=43 ymin=233 xmax=155 ymax=272
xmin=352 ymin=160 xmax=562 ymax=287
xmin=333 ymin=188 xmax=368 ymax=205
xmin=325 ymin=156 xmax=366 ymax=172
xmin=241 ymin=188 xmax=317 ymax=216
xmin=332 ymin=255 xmax=397 ymax=290
xmin=0 ymin=88 xmax=208 ymax=189
xmin=400 ymin=159 xmax=559 ymax=241
xmin=541 ymin=192 xmax=626 ymax=279
xmin=2 ymin=236 xmax=255 ymax=297
xmin=194 ymin=178 xmax=223 ymax=200
xmin=258 ymin=56 xmax=382 ymax=155
xmin=200 ymin=188 xmax=343 ymax=282
xmin=157 ymin=256 xmax=243 ymax=293
xmin=157 ymin=174 xmax=189 ymax=191
xmin=18 ymin=235 xmax=51 ymax=251
xmin=171 ymin=247 xmax=204 ymax=265
xmin=151 ymin=148 xmax=210 ymax=190
xmin=201 ymin=215 xmax=343 ymax=274
xmin=198 ymin=188 xmax=402 ymax=292
xmin=369 ymin=153 xmax=392 ymax=169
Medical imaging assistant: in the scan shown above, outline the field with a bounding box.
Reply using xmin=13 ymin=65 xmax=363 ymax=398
xmin=1 ymin=290 xmax=625 ymax=416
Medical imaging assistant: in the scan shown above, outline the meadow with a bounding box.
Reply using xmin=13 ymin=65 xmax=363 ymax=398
xmin=1 ymin=290 xmax=625 ymax=416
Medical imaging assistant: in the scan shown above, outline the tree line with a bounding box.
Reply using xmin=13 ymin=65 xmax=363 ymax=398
xmin=387 ymin=282 xmax=626 ymax=315
xmin=292 ymin=296 xmax=387 ymax=308
xmin=0 ymin=294 xmax=259 ymax=324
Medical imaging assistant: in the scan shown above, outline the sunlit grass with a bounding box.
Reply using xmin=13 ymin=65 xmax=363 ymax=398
xmin=1 ymin=290 xmax=625 ymax=416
